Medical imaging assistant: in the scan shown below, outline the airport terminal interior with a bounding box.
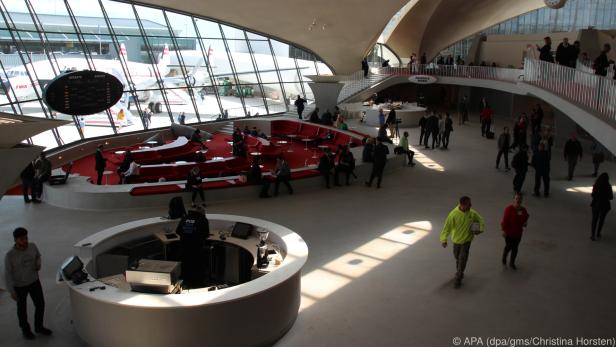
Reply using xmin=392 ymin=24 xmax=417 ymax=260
xmin=1 ymin=0 xmax=616 ymax=346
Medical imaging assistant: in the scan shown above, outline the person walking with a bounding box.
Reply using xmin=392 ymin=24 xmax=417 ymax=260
xmin=531 ymin=143 xmax=550 ymax=197
xmin=500 ymin=193 xmax=529 ymax=270
xmin=458 ymin=96 xmax=469 ymax=125
xmin=512 ymin=146 xmax=529 ymax=193
xmin=442 ymin=113 xmax=453 ymax=149
xmin=361 ymin=58 xmax=369 ymax=77
xmin=480 ymin=105 xmax=493 ymax=137
xmin=590 ymin=173 xmax=613 ymax=241
xmin=187 ymin=166 xmax=205 ymax=207
xmin=496 ymin=127 xmax=511 ymax=170
xmin=365 ymin=138 xmax=389 ymax=188
xmin=398 ymin=131 xmax=415 ymax=166
xmin=591 ymin=142 xmax=605 ymax=177
xmin=318 ymin=148 xmax=334 ymax=189
xmin=273 ymin=157 xmax=293 ymax=195
xmin=334 ymin=146 xmax=356 ymax=186
xmin=94 ymin=144 xmax=107 ymax=185
xmin=437 ymin=114 xmax=445 ymax=147
xmin=418 ymin=113 xmax=428 ymax=145
xmin=440 ymin=196 xmax=485 ymax=288
xmin=33 ymin=153 xmax=51 ymax=200
xmin=479 ymin=97 xmax=488 ymax=122
xmin=564 ymin=134 xmax=583 ymax=180
xmin=5 ymin=227 xmax=53 ymax=339
xmin=20 ymin=162 xmax=37 ymax=203
xmin=294 ymin=95 xmax=307 ymax=120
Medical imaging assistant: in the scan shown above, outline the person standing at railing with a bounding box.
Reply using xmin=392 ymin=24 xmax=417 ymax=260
xmin=555 ymin=38 xmax=574 ymax=67
xmin=564 ymin=133 xmax=583 ymax=181
xmin=593 ymin=44 xmax=611 ymax=77
xmin=536 ymin=36 xmax=554 ymax=63
xmin=571 ymin=41 xmax=581 ymax=68
xmin=420 ymin=52 xmax=427 ymax=65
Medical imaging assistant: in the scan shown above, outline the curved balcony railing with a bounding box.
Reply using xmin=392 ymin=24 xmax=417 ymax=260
xmin=338 ymin=60 xmax=616 ymax=128
xmin=523 ymin=58 xmax=616 ymax=125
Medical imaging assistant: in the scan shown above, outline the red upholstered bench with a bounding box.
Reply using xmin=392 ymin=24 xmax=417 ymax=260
xmin=271 ymin=120 xmax=300 ymax=137
xmin=297 ymin=124 xmax=319 ymax=140
xmin=290 ymin=169 xmax=320 ymax=180
xmin=130 ymin=184 xmax=184 ymax=196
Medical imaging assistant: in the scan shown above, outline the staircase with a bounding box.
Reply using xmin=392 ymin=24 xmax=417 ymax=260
xmin=337 ymin=70 xmax=394 ymax=104
xmin=219 ymin=122 xmax=235 ymax=135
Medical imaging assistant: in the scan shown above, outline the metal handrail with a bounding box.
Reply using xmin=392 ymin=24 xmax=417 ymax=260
xmin=523 ymin=58 xmax=616 ymax=126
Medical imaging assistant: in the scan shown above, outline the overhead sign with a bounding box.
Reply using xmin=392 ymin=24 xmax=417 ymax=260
xmin=408 ymin=75 xmax=437 ymax=84
xmin=43 ymin=70 xmax=124 ymax=116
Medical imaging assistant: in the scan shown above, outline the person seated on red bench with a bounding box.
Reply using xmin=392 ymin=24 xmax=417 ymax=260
xmin=187 ymin=166 xmax=206 ymax=207
xmin=117 ymin=150 xmax=133 ymax=181
xmin=243 ymin=126 xmax=251 ymax=135
xmin=121 ymin=157 xmax=140 ymax=184
xmin=190 ymin=129 xmax=207 ymax=150
xmin=314 ymin=130 xmax=334 ymax=146
xmin=318 ymin=148 xmax=335 ymax=189
xmin=273 ymin=157 xmax=293 ymax=196
xmin=232 ymin=128 xmax=246 ymax=157
xmin=248 ymin=157 xmax=271 ymax=198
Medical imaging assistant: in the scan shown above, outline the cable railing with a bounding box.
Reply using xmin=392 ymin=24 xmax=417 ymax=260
xmin=523 ymin=58 xmax=616 ymax=125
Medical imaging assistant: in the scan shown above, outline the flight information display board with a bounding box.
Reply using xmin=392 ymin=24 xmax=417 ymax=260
xmin=43 ymin=70 xmax=124 ymax=116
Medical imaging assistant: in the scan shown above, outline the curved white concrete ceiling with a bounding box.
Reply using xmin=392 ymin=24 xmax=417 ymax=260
xmin=135 ymin=0 xmax=408 ymax=75
xmin=386 ymin=0 xmax=546 ymax=60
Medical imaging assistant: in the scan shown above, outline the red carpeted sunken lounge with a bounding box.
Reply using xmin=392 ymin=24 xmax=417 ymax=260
xmin=53 ymin=119 xmax=367 ymax=197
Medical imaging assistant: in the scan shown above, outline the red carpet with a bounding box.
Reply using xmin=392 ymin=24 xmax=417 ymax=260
xmin=4 ymin=132 xmax=342 ymax=194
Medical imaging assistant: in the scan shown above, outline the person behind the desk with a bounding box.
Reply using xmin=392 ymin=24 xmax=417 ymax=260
xmin=176 ymin=206 xmax=209 ymax=288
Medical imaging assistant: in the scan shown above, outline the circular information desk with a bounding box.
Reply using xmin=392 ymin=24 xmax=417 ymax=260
xmin=62 ymin=214 xmax=308 ymax=347
xmin=364 ymin=103 xmax=427 ymax=128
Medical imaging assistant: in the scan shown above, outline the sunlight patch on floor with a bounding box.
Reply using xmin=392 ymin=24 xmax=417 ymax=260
xmin=299 ymin=221 xmax=431 ymax=311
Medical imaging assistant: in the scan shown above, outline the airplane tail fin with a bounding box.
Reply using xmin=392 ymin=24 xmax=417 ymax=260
xmin=157 ymin=44 xmax=170 ymax=73
xmin=119 ymin=42 xmax=128 ymax=62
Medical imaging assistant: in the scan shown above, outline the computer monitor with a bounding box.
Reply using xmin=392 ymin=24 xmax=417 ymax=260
xmin=231 ymin=222 xmax=253 ymax=239
xmin=61 ymin=256 xmax=84 ymax=280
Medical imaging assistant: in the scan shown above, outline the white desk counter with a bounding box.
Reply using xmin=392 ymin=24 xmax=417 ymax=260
xmin=63 ymin=214 xmax=308 ymax=347
xmin=364 ymin=103 xmax=427 ymax=128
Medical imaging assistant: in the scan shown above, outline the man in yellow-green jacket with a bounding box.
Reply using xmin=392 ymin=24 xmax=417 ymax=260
xmin=440 ymin=196 xmax=485 ymax=288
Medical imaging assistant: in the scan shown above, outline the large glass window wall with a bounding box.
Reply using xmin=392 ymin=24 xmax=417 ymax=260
xmin=0 ymin=0 xmax=331 ymax=151
xmin=439 ymin=0 xmax=616 ymax=62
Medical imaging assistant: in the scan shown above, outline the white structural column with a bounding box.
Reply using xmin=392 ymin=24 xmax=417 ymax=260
xmin=305 ymin=75 xmax=345 ymax=116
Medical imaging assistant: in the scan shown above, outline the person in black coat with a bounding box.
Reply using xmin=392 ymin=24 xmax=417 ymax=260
xmin=512 ymin=147 xmax=529 ymax=194
xmin=555 ymin=38 xmax=573 ymax=66
xmin=362 ymin=138 xmax=374 ymax=163
xmin=309 ymin=108 xmax=320 ymax=124
xmin=496 ymin=127 xmax=511 ymax=170
xmin=418 ymin=114 xmax=428 ymax=145
xmin=590 ymin=173 xmax=613 ymax=240
xmin=536 ymin=36 xmax=554 ymax=63
xmin=361 ymin=58 xmax=369 ymax=77
xmin=442 ymin=113 xmax=453 ymax=149
xmin=531 ymin=144 xmax=551 ymax=197
xmin=117 ymin=150 xmax=133 ymax=181
xmin=424 ymin=113 xmax=439 ymax=149
xmin=564 ymin=134 xmax=583 ymax=180
xmin=294 ymin=95 xmax=307 ymax=120
xmin=594 ymin=44 xmax=611 ymax=76
xmin=335 ymin=146 xmax=355 ymax=186
xmin=232 ymin=128 xmax=245 ymax=157
xmin=365 ymin=138 xmax=389 ymax=188
xmin=94 ymin=144 xmax=107 ymax=185
xmin=187 ymin=166 xmax=205 ymax=207
xmin=20 ymin=162 xmax=37 ymax=203
xmin=248 ymin=158 xmax=271 ymax=198
xmin=318 ymin=149 xmax=334 ymax=189
xmin=175 ymin=206 xmax=209 ymax=287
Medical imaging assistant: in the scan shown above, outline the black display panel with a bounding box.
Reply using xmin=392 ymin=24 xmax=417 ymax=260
xmin=43 ymin=70 xmax=124 ymax=116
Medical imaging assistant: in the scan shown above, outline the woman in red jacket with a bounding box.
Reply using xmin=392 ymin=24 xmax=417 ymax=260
xmin=501 ymin=193 xmax=529 ymax=270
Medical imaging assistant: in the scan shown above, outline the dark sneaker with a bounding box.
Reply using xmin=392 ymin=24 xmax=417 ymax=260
xmin=454 ymin=279 xmax=462 ymax=289
xmin=509 ymin=264 xmax=517 ymax=270
xmin=35 ymin=327 xmax=52 ymax=336
xmin=23 ymin=330 xmax=35 ymax=340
